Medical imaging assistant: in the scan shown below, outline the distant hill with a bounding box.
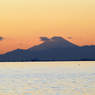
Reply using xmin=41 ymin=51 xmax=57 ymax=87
xmin=0 ymin=45 xmax=95 ymax=62
xmin=28 ymin=36 xmax=78 ymax=51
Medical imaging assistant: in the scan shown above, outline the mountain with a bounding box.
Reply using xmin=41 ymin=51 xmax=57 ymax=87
xmin=28 ymin=36 xmax=78 ymax=51
xmin=0 ymin=37 xmax=95 ymax=62
xmin=0 ymin=45 xmax=95 ymax=62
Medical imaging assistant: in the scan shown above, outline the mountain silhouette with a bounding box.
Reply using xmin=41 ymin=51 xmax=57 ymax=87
xmin=0 ymin=37 xmax=95 ymax=62
xmin=28 ymin=36 xmax=78 ymax=51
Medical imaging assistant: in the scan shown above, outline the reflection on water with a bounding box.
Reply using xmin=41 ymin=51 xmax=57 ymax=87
xmin=0 ymin=61 xmax=95 ymax=95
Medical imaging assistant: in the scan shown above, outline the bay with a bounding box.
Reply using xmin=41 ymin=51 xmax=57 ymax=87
xmin=0 ymin=61 xmax=95 ymax=95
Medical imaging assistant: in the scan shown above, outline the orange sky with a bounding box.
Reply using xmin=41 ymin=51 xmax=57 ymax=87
xmin=0 ymin=0 xmax=95 ymax=54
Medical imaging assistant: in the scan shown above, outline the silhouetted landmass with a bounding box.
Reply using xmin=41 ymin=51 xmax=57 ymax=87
xmin=28 ymin=36 xmax=78 ymax=51
xmin=0 ymin=46 xmax=95 ymax=62
xmin=0 ymin=37 xmax=95 ymax=62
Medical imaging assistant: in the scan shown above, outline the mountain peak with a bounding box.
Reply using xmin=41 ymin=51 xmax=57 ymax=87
xmin=28 ymin=36 xmax=78 ymax=51
xmin=51 ymin=36 xmax=65 ymax=40
xmin=51 ymin=36 xmax=68 ymax=42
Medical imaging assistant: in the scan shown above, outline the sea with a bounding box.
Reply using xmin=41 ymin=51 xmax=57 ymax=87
xmin=0 ymin=61 xmax=95 ymax=95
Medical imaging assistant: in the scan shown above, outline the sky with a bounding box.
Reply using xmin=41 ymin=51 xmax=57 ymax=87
xmin=0 ymin=0 xmax=95 ymax=54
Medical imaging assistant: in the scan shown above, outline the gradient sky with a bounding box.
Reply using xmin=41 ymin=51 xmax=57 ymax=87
xmin=0 ymin=0 xmax=95 ymax=54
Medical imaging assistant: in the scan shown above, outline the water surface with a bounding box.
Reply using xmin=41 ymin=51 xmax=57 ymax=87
xmin=0 ymin=61 xmax=95 ymax=95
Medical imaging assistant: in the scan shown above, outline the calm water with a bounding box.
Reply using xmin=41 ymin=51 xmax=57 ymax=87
xmin=0 ymin=61 xmax=95 ymax=95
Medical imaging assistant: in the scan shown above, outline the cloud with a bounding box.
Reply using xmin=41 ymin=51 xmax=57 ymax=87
xmin=68 ymin=37 xmax=73 ymax=39
xmin=40 ymin=37 xmax=51 ymax=42
xmin=0 ymin=36 xmax=4 ymax=41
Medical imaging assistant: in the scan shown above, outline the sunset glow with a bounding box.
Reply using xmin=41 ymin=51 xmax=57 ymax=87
xmin=0 ymin=0 xmax=95 ymax=54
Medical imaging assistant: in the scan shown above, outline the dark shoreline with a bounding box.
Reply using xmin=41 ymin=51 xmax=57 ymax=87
xmin=0 ymin=59 xmax=95 ymax=62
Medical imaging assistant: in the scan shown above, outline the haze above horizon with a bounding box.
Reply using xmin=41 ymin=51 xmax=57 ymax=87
xmin=0 ymin=0 xmax=95 ymax=54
